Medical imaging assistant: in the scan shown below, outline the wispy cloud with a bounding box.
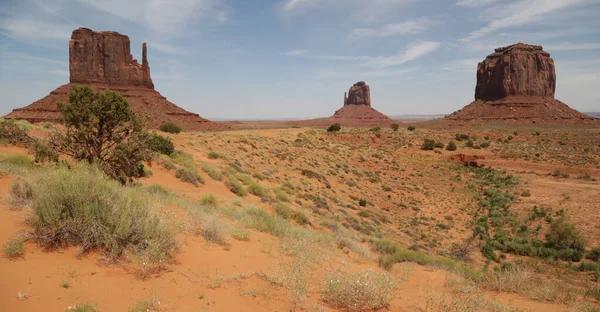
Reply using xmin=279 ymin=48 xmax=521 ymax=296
xmin=545 ymin=43 xmax=600 ymax=51
xmin=285 ymin=49 xmax=308 ymax=56
xmin=150 ymin=42 xmax=186 ymax=55
xmin=316 ymin=67 xmax=420 ymax=80
xmin=281 ymin=0 xmax=417 ymax=22
xmin=301 ymin=41 xmax=440 ymax=68
xmin=76 ymin=0 xmax=227 ymax=34
xmin=462 ymin=0 xmax=591 ymax=42
xmin=347 ymin=18 xmax=437 ymax=40
xmin=455 ymin=0 xmax=499 ymax=7
xmin=0 ymin=18 xmax=73 ymax=41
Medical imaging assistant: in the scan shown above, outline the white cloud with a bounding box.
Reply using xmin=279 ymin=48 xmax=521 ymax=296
xmin=150 ymin=42 xmax=186 ymax=55
xmin=347 ymin=18 xmax=436 ymax=40
xmin=456 ymin=0 xmax=498 ymax=7
xmin=285 ymin=49 xmax=308 ymax=56
xmin=462 ymin=0 xmax=591 ymax=42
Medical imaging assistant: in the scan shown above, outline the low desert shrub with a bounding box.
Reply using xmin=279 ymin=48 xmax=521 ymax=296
xmin=407 ymin=126 xmax=416 ymax=131
xmin=11 ymin=164 xmax=175 ymax=262
xmin=175 ymin=167 xmax=205 ymax=186
xmin=421 ymin=139 xmax=436 ymax=150
xmin=199 ymin=162 xmax=224 ymax=181
xmin=195 ymin=215 xmax=228 ymax=245
xmin=292 ymin=210 xmax=309 ymax=225
xmin=391 ymin=123 xmax=400 ymax=131
xmin=446 ymin=141 xmax=457 ymax=151
xmin=207 ymin=151 xmax=227 ymax=160
xmin=146 ymin=133 xmax=175 ymax=155
xmin=587 ymin=247 xmax=600 ymax=262
xmin=327 ymin=123 xmax=341 ymax=132
xmin=199 ymin=194 xmax=219 ymax=207
xmin=275 ymin=203 xmax=292 ymax=219
xmin=226 ymin=178 xmax=247 ymax=197
xmin=545 ymin=217 xmax=585 ymax=252
xmin=159 ymin=122 xmax=182 ymax=134
xmin=248 ymin=181 xmax=268 ymax=197
xmin=323 ymin=269 xmax=396 ymax=311
xmin=3 ymin=236 xmax=24 ymax=259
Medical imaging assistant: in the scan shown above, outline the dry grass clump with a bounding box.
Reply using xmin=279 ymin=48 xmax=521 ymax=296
xmin=10 ymin=164 xmax=175 ymax=263
xmin=195 ymin=215 xmax=228 ymax=245
xmin=482 ymin=265 xmax=535 ymax=293
xmin=3 ymin=236 xmax=25 ymax=259
xmin=323 ymin=269 xmax=396 ymax=311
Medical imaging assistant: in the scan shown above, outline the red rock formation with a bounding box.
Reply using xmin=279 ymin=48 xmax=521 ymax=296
xmin=69 ymin=28 xmax=154 ymax=89
xmin=447 ymin=43 xmax=594 ymax=123
xmin=330 ymin=81 xmax=392 ymax=126
xmin=5 ymin=28 xmax=226 ymax=131
xmin=344 ymin=81 xmax=371 ymax=106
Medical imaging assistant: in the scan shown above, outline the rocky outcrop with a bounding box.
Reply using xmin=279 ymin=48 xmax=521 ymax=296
xmin=69 ymin=28 xmax=154 ymax=89
xmin=475 ymin=43 xmax=555 ymax=100
xmin=344 ymin=81 xmax=371 ymax=106
xmin=447 ymin=43 xmax=594 ymax=123
xmin=5 ymin=28 xmax=226 ymax=131
xmin=330 ymin=81 xmax=392 ymax=126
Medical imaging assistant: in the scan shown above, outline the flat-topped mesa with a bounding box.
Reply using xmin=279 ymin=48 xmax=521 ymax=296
xmin=69 ymin=27 xmax=154 ymax=89
xmin=475 ymin=43 xmax=555 ymax=101
xmin=344 ymin=81 xmax=371 ymax=106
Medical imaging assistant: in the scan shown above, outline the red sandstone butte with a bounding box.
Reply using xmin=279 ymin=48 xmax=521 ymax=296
xmin=446 ymin=43 xmax=594 ymax=123
xmin=331 ymin=81 xmax=392 ymax=126
xmin=5 ymin=27 xmax=226 ymax=131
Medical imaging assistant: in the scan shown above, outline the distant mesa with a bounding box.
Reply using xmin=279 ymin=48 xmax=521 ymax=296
xmin=446 ymin=43 xmax=594 ymax=123
xmin=330 ymin=81 xmax=392 ymax=125
xmin=5 ymin=27 xmax=225 ymax=131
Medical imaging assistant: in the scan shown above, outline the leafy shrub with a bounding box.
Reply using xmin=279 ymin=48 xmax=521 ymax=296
xmin=391 ymin=123 xmax=400 ymax=131
xmin=373 ymin=239 xmax=400 ymax=255
xmin=465 ymin=140 xmax=474 ymax=148
xmin=323 ymin=269 xmax=396 ymax=311
xmin=434 ymin=141 xmax=444 ymax=149
xmin=407 ymin=126 xmax=416 ymax=131
xmin=11 ymin=164 xmax=175 ymax=262
xmin=0 ymin=119 xmax=35 ymax=145
xmin=421 ymin=139 xmax=436 ymax=150
xmin=33 ymin=140 xmax=59 ymax=163
xmin=446 ymin=141 xmax=457 ymax=151
xmin=51 ymin=86 xmax=152 ymax=183
xmin=146 ymin=133 xmax=175 ymax=155
xmin=358 ymin=198 xmax=367 ymax=207
xmin=327 ymin=123 xmax=341 ymax=132
xmin=587 ymin=247 xmax=600 ymax=262
xmin=480 ymin=142 xmax=490 ymax=148
xmin=159 ymin=122 xmax=182 ymax=134
xmin=455 ymin=134 xmax=470 ymax=141
xmin=545 ymin=217 xmax=585 ymax=252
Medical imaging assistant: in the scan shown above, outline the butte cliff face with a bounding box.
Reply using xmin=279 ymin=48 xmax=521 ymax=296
xmin=447 ymin=43 xmax=593 ymax=123
xmin=344 ymin=81 xmax=371 ymax=106
xmin=331 ymin=81 xmax=392 ymax=126
xmin=5 ymin=28 xmax=225 ymax=131
xmin=69 ymin=28 xmax=154 ymax=89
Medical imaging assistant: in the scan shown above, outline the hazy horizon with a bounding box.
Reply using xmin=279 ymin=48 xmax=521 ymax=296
xmin=1 ymin=0 xmax=599 ymax=120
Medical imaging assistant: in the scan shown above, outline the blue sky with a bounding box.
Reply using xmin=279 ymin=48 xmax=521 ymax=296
xmin=1 ymin=0 xmax=599 ymax=119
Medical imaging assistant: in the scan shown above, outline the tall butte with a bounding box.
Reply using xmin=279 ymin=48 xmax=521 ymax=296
xmin=5 ymin=27 xmax=225 ymax=131
xmin=446 ymin=43 xmax=594 ymax=123
xmin=330 ymin=81 xmax=392 ymax=125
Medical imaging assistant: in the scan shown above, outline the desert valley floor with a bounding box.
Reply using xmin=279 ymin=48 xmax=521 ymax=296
xmin=1 ymin=121 xmax=600 ymax=312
